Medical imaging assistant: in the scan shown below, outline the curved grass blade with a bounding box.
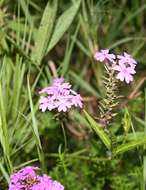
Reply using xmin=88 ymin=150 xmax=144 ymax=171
xmin=83 ymin=110 xmax=111 ymax=149
xmin=117 ymin=132 xmax=145 ymax=142
xmin=0 ymin=162 xmax=10 ymax=184
xmin=123 ymin=108 xmax=131 ymax=134
xmin=27 ymin=76 xmax=42 ymax=149
xmin=0 ymin=82 xmax=12 ymax=173
xmin=27 ymin=76 xmax=46 ymax=171
xmin=47 ymin=0 xmax=81 ymax=52
xmin=70 ymin=71 xmax=100 ymax=97
xmin=60 ymin=23 xmax=80 ymax=76
xmin=19 ymin=0 xmax=33 ymax=26
xmin=114 ymin=138 xmax=146 ymax=155
xmin=32 ymin=0 xmax=58 ymax=65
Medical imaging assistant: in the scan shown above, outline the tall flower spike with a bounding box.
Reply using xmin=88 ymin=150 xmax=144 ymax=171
xmin=9 ymin=166 xmax=64 ymax=190
xmin=39 ymin=77 xmax=83 ymax=112
xmin=94 ymin=49 xmax=116 ymax=63
xmin=94 ymin=48 xmax=137 ymax=127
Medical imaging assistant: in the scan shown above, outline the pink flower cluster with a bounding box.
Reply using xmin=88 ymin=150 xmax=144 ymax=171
xmin=39 ymin=78 xmax=83 ymax=112
xmin=94 ymin=49 xmax=116 ymax=63
xmin=9 ymin=166 xmax=64 ymax=190
xmin=94 ymin=49 xmax=137 ymax=83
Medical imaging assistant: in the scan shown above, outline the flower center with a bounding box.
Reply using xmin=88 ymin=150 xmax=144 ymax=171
xmin=21 ymin=176 xmax=39 ymax=188
xmin=123 ymin=68 xmax=128 ymax=74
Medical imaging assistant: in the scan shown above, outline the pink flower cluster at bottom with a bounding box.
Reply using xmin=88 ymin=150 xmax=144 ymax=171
xmin=9 ymin=166 xmax=64 ymax=190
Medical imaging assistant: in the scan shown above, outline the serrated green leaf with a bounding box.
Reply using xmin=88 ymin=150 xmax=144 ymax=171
xmin=114 ymin=138 xmax=146 ymax=155
xmin=83 ymin=110 xmax=111 ymax=149
xmin=47 ymin=0 xmax=81 ymax=52
xmin=32 ymin=0 xmax=58 ymax=65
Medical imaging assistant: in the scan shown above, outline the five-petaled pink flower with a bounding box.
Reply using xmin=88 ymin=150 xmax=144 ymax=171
xmin=113 ymin=62 xmax=136 ymax=83
xmin=117 ymin=52 xmax=137 ymax=67
xmin=94 ymin=49 xmax=116 ymax=63
xmin=94 ymin=49 xmax=137 ymax=84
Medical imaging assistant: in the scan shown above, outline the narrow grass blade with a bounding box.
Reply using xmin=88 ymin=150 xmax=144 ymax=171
xmin=27 ymin=76 xmax=42 ymax=150
xmin=144 ymin=156 xmax=146 ymax=190
xmin=119 ymin=4 xmax=146 ymax=33
xmin=32 ymin=0 xmax=58 ymax=65
xmin=11 ymin=58 xmax=25 ymax=121
xmin=60 ymin=23 xmax=80 ymax=76
xmin=15 ymin=158 xmax=39 ymax=170
xmin=123 ymin=108 xmax=131 ymax=134
xmin=83 ymin=110 xmax=111 ymax=149
xmin=0 ymin=109 xmax=7 ymax=157
xmin=108 ymin=37 xmax=146 ymax=49
xmin=114 ymin=138 xmax=146 ymax=155
xmin=27 ymin=76 xmax=46 ymax=171
xmin=0 ymin=162 xmax=10 ymax=184
xmin=19 ymin=0 xmax=33 ymax=26
xmin=144 ymin=89 xmax=146 ymax=190
xmin=0 ymin=82 xmax=12 ymax=173
xmin=117 ymin=132 xmax=145 ymax=142
xmin=70 ymin=71 xmax=100 ymax=97
xmin=47 ymin=0 xmax=81 ymax=52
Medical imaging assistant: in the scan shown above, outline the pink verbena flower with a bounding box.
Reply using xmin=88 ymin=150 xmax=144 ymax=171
xmin=113 ymin=62 xmax=136 ymax=83
xmin=94 ymin=49 xmax=116 ymax=63
xmin=117 ymin=52 xmax=137 ymax=67
xmin=31 ymin=175 xmax=64 ymax=190
xmin=39 ymin=78 xmax=83 ymax=112
xmin=39 ymin=97 xmax=50 ymax=112
xmin=9 ymin=166 xmax=64 ymax=190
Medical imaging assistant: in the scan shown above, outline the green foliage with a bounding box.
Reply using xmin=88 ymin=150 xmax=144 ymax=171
xmin=32 ymin=0 xmax=58 ymax=64
xmin=0 ymin=0 xmax=146 ymax=189
xmin=114 ymin=138 xmax=146 ymax=155
xmin=47 ymin=0 xmax=81 ymax=52
xmin=84 ymin=110 xmax=111 ymax=149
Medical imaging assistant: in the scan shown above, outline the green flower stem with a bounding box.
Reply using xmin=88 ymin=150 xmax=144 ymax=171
xmin=61 ymin=121 xmax=67 ymax=151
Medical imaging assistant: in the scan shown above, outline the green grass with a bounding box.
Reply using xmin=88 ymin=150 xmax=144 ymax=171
xmin=0 ymin=0 xmax=146 ymax=189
